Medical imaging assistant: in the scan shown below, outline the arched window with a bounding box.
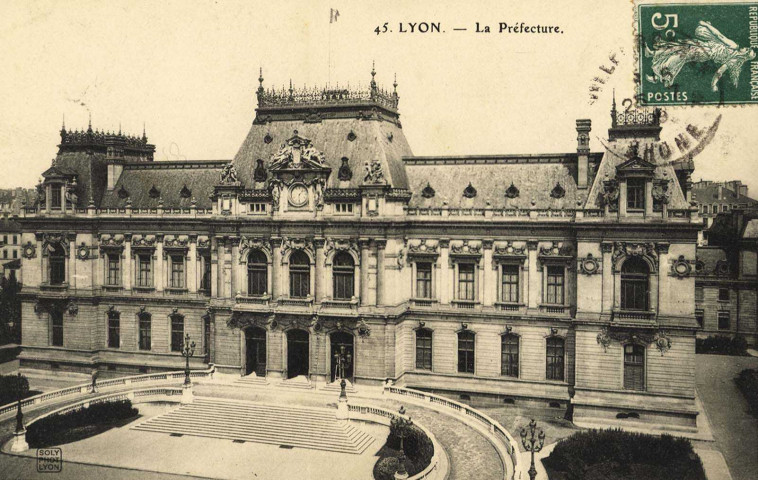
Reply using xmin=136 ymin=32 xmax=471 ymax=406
xmin=332 ymin=251 xmax=355 ymax=300
xmin=501 ymin=334 xmax=519 ymax=377
xmin=415 ymin=329 xmax=432 ymax=370
xmin=457 ymin=330 xmax=475 ymax=374
xmin=546 ymin=337 xmax=565 ymax=381
xmin=247 ymin=250 xmax=268 ymax=296
xmin=289 ymin=251 xmax=310 ymax=298
xmin=49 ymin=244 xmax=66 ymax=285
xmin=621 ymin=257 xmax=649 ymax=311
xmin=623 ymin=344 xmax=645 ymax=391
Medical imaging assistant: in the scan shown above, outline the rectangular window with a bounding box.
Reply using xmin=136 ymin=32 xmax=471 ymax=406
xmin=137 ymin=254 xmax=152 ymax=287
xmin=12 ymin=250 xmax=17 ymax=259
xmin=12 ymin=235 xmax=17 ymax=244
xmin=250 ymin=203 xmax=267 ymax=214
xmin=458 ymin=264 xmax=476 ymax=301
xmin=415 ymin=329 xmax=432 ymax=370
xmin=51 ymin=187 xmax=62 ymax=209
xmin=170 ymin=255 xmax=185 ymax=289
xmin=695 ymin=309 xmax=704 ymax=328
xmin=2 ymin=251 xmax=6 ymax=259
xmin=139 ymin=315 xmax=151 ymax=351
xmin=702 ymin=205 xmax=709 ymax=214
xmin=416 ymin=263 xmax=433 ymax=299
xmin=546 ymin=266 xmax=564 ymax=305
xmin=335 ymin=203 xmax=354 ymax=214
xmin=51 ymin=311 xmax=63 ymax=347
xmin=107 ymin=314 xmax=120 ymax=348
xmin=171 ymin=316 xmax=184 ymax=352
xmin=695 ymin=286 xmax=704 ymax=303
xmin=623 ymin=344 xmax=645 ymax=391
xmin=107 ymin=254 xmax=120 ymax=286
xmin=718 ymin=288 xmax=729 ymax=302
xmin=200 ymin=254 xmax=212 ymax=293
xmin=718 ymin=311 xmax=730 ymax=330
xmin=204 ymin=316 xmax=211 ymax=356
xmin=457 ymin=332 xmax=475 ymax=374
xmin=627 ymin=179 xmax=645 ymax=210
xmin=49 ymin=253 xmax=66 ymax=285
xmin=501 ymin=264 xmax=519 ymax=303
xmin=290 ymin=271 xmax=310 ymax=298
xmin=546 ymin=337 xmax=565 ymax=381
xmin=501 ymin=335 xmax=519 ymax=377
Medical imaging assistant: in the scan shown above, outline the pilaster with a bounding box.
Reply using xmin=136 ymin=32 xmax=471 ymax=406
xmin=376 ymin=239 xmax=386 ymax=306
xmin=439 ymin=239 xmax=450 ymax=305
xmin=527 ymin=240 xmax=539 ymax=311
xmin=271 ymin=237 xmax=283 ymax=299
xmin=314 ymin=238 xmax=326 ymax=301
xmin=359 ymin=239 xmax=371 ymax=306
xmin=482 ymin=239 xmax=494 ymax=306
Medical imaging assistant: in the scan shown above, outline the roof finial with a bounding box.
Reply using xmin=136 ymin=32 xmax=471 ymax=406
xmin=87 ymin=112 xmax=92 ymax=132
xmin=142 ymin=122 xmax=147 ymax=141
xmin=289 ymin=79 xmax=293 ymax=98
xmin=611 ymin=89 xmax=618 ymax=127
xmin=370 ymin=60 xmax=377 ymax=92
xmin=257 ymin=67 xmax=264 ymax=95
xmin=118 ymin=122 xmax=122 ymax=135
xmin=393 ymin=73 xmax=398 ymax=94
xmin=61 ymin=114 xmax=66 ymax=131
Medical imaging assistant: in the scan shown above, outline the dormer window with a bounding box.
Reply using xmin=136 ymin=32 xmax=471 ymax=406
xmin=627 ymin=178 xmax=645 ymax=211
xmin=51 ymin=186 xmax=62 ymax=209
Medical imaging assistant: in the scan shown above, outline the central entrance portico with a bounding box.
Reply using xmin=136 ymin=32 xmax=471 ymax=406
xmin=245 ymin=327 xmax=266 ymax=376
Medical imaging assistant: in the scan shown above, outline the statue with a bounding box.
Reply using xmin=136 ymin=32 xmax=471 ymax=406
xmin=270 ymin=180 xmax=281 ymax=210
xmin=312 ymin=177 xmax=325 ymax=209
xmin=363 ymin=159 xmax=385 ymax=184
xmin=220 ymin=163 xmax=239 ymax=184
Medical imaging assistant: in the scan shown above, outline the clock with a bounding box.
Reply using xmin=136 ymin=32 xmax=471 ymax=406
xmin=289 ymin=184 xmax=309 ymax=207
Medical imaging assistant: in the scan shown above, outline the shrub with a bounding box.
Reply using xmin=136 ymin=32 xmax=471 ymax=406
xmin=543 ymin=429 xmax=705 ymax=480
xmin=373 ymin=424 xmax=434 ymax=480
xmin=0 ymin=374 xmax=29 ymax=406
xmin=735 ymin=369 xmax=758 ymax=418
xmin=27 ymin=400 xmax=138 ymax=447
xmin=696 ymin=335 xmax=748 ymax=356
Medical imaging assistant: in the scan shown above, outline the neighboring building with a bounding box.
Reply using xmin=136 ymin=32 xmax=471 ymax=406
xmin=17 ymin=70 xmax=701 ymax=431
xmin=695 ymin=209 xmax=758 ymax=345
xmin=692 ymin=180 xmax=758 ymax=243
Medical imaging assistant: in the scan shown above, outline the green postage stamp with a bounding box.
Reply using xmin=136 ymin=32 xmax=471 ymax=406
xmin=637 ymin=2 xmax=758 ymax=105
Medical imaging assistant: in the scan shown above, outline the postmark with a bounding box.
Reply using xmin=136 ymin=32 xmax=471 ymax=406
xmin=636 ymin=2 xmax=758 ymax=105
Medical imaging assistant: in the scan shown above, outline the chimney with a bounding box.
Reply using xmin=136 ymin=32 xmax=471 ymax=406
xmin=576 ymin=119 xmax=591 ymax=189
xmin=739 ymin=184 xmax=748 ymax=197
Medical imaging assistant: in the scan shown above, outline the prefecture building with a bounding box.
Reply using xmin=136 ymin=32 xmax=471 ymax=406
xmin=17 ymin=69 xmax=702 ymax=431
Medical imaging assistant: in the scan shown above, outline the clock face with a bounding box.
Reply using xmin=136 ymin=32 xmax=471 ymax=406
xmin=289 ymin=184 xmax=309 ymax=207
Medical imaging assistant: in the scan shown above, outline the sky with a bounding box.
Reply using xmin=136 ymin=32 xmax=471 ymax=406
xmin=0 ymin=0 xmax=755 ymax=193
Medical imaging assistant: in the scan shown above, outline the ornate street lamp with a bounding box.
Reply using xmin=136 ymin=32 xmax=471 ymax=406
xmin=333 ymin=345 xmax=352 ymax=400
xmin=391 ymin=405 xmax=413 ymax=480
xmin=15 ymin=372 xmax=28 ymax=433
xmin=182 ymin=333 xmax=196 ymax=387
xmin=520 ymin=418 xmax=546 ymax=480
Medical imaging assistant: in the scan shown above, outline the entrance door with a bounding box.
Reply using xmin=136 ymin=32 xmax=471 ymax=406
xmin=245 ymin=327 xmax=267 ymax=376
xmin=330 ymin=331 xmax=354 ymax=382
xmin=286 ymin=329 xmax=310 ymax=379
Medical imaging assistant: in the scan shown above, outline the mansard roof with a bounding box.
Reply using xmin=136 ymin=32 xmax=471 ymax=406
xmin=404 ymin=154 xmax=602 ymax=209
xmin=99 ymin=160 xmax=227 ymax=209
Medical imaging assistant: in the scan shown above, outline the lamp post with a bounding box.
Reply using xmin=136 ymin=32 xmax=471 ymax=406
xmin=333 ymin=345 xmax=352 ymax=399
xmin=182 ymin=333 xmax=196 ymax=387
xmin=520 ymin=418 xmax=546 ymax=480
xmin=391 ymin=405 xmax=413 ymax=480
xmin=11 ymin=372 xmax=29 ymax=452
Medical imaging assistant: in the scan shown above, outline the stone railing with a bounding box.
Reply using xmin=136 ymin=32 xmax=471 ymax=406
xmin=348 ymin=403 xmax=443 ymax=480
xmin=0 ymin=365 xmax=215 ymax=419
xmin=384 ymin=384 xmax=522 ymax=480
xmin=404 ymin=207 xmax=576 ymax=221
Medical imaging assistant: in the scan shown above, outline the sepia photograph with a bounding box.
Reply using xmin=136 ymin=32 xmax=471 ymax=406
xmin=0 ymin=1 xmax=756 ymax=479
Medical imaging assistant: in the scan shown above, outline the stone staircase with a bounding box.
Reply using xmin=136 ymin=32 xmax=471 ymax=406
xmin=277 ymin=375 xmax=315 ymax=390
xmin=132 ymin=397 xmax=375 ymax=454
xmin=233 ymin=373 xmax=269 ymax=387
xmin=322 ymin=379 xmax=358 ymax=394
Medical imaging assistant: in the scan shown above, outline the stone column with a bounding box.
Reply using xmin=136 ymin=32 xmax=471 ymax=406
xmin=527 ymin=240 xmax=539 ymax=312
xmin=155 ymin=235 xmax=164 ymax=292
xmin=482 ymin=240 xmax=494 ymax=306
xmin=211 ymin=237 xmax=219 ymax=298
xmin=67 ymin=233 xmax=77 ymax=288
xmin=123 ymin=234 xmax=132 ymax=291
xmin=645 ymin=181 xmax=654 ymax=217
xmin=376 ymin=239 xmax=386 ymax=306
xmin=314 ymin=238 xmax=325 ymax=302
xmin=230 ymin=237 xmax=239 ymax=297
xmin=188 ymin=236 xmax=197 ymax=293
xmin=271 ymin=238 xmax=282 ymax=299
xmin=438 ymin=239 xmax=450 ymax=305
xmin=359 ymin=239 xmax=371 ymax=306
xmin=601 ymin=242 xmax=614 ymax=314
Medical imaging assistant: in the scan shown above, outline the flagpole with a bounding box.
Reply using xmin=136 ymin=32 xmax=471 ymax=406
xmin=328 ymin=17 xmax=332 ymax=87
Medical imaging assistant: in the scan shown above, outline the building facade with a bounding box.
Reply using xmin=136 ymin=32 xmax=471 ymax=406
xmin=17 ymin=70 xmax=701 ymax=430
xmin=695 ymin=209 xmax=758 ymax=345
